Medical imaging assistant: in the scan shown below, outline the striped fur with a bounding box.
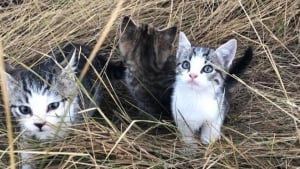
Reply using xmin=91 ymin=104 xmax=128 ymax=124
xmin=172 ymin=32 xmax=252 ymax=145
xmin=119 ymin=16 xmax=177 ymax=118
xmin=6 ymin=51 xmax=79 ymax=139
xmin=5 ymin=44 xmax=103 ymax=169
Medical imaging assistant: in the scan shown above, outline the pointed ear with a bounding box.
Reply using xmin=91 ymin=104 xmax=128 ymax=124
xmin=159 ymin=26 xmax=177 ymax=45
xmin=5 ymin=73 xmax=18 ymax=92
xmin=176 ymin=32 xmax=192 ymax=59
xmin=63 ymin=49 xmax=78 ymax=72
xmin=56 ymin=50 xmax=78 ymax=98
xmin=178 ymin=32 xmax=191 ymax=49
xmin=55 ymin=72 xmax=77 ymax=99
xmin=5 ymin=62 xmax=16 ymax=73
xmin=4 ymin=63 xmax=20 ymax=94
xmin=215 ymin=39 xmax=237 ymax=70
xmin=119 ymin=16 xmax=139 ymax=58
xmin=155 ymin=26 xmax=177 ymax=69
xmin=120 ymin=16 xmax=138 ymax=36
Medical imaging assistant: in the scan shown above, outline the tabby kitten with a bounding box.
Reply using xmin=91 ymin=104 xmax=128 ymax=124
xmin=172 ymin=32 xmax=252 ymax=145
xmin=5 ymin=44 xmax=104 ymax=169
xmin=119 ymin=16 xmax=177 ymax=118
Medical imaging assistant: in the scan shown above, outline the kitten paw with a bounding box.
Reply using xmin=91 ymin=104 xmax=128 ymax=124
xmin=200 ymin=133 xmax=220 ymax=145
xmin=200 ymin=122 xmax=222 ymax=145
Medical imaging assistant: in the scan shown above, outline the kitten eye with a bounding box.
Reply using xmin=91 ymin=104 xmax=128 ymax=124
xmin=181 ymin=61 xmax=190 ymax=70
xmin=19 ymin=106 xmax=32 ymax=115
xmin=47 ymin=102 xmax=60 ymax=112
xmin=202 ymin=65 xmax=213 ymax=73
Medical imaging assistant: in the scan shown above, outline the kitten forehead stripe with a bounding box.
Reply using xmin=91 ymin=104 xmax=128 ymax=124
xmin=191 ymin=47 xmax=212 ymax=59
xmin=42 ymin=73 xmax=53 ymax=94
xmin=21 ymin=77 xmax=32 ymax=96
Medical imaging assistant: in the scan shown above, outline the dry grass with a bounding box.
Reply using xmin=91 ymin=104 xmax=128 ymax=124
xmin=0 ymin=0 xmax=299 ymax=168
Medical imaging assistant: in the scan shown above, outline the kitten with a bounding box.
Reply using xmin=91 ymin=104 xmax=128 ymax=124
xmin=5 ymin=44 xmax=123 ymax=169
xmin=172 ymin=32 xmax=252 ymax=145
xmin=119 ymin=16 xmax=177 ymax=118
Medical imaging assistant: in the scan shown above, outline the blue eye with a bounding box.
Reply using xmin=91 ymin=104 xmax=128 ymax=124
xmin=19 ymin=106 xmax=32 ymax=115
xmin=47 ymin=102 xmax=60 ymax=112
xmin=202 ymin=65 xmax=213 ymax=73
xmin=181 ymin=61 xmax=190 ymax=69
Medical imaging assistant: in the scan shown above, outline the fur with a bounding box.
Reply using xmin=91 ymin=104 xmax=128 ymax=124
xmin=5 ymin=43 xmax=125 ymax=169
xmin=172 ymin=32 xmax=252 ymax=145
xmin=6 ymin=48 xmax=80 ymax=169
xmin=119 ymin=16 xmax=177 ymax=118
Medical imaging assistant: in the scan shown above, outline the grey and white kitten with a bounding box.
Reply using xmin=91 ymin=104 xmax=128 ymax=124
xmin=5 ymin=44 xmax=102 ymax=169
xmin=119 ymin=16 xmax=177 ymax=118
xmin=172 ymin=32 xmax=252 ymax=145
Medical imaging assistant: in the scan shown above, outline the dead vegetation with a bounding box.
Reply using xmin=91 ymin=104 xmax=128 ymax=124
xmin=0 ymin=0 xmax=299 ymax=168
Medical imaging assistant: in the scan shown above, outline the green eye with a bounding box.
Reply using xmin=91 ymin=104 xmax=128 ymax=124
xmin=47 ymin=102 xmax=60 ymax=112
xmin=202 ymin=65 xmax=213 ymax=73
xmin=19 ymin=106 xmax=32 ymax=115
xmin=181 ymin=61 xmax=190 ymax=70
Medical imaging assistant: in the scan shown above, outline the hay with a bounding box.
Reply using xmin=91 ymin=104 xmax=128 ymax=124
xmin=0 ymin=0 xmax=299 ymax=168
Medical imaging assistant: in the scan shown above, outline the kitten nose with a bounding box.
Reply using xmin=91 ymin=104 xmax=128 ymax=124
xmin=34 ymin=122 xmax=46 ymax=130
xmin=189 ymin=73 xmax=198 ymax=80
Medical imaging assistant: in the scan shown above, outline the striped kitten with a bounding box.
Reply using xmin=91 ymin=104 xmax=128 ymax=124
xmin=5 ymin=44 xmax=103 ymax=169
xmin=172 ymin=32 xmax=252 ymax=145
xmin=119 ymin=16 xmax=177 ymax=118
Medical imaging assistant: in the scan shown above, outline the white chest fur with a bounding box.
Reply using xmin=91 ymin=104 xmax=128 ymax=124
xmin=172 ymin=82 xmax=225 ymax=145
xmin=172 ymin=83 xmax=222 ymax=127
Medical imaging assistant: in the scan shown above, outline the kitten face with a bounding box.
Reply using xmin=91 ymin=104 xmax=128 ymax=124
xmin=176 ymin=32 xmax=237 ymax=90
xmin=6 ymin=51 xmax=78 ymax=140
xmin=9 ymin=83 xmax=76 ymax=140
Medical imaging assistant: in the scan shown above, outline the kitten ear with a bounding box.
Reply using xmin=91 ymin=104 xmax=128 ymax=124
xmin=120 ymin=16 xmax=138 ymax=35
xmin=178 ymin=32 xmax=191 ymax=49
xmin=215 ymin=39 xmax=237 ymax=70
xmin=159 ymin=26 xmax=177 ymax=45
xmin=155 ymin=26 xmax=177 ymax=69
xmin=4 ymin=63 xmax=20 ymax=94
xmin=5 ymin=62 xmax=16 ymax=73
xmin=63 ymin=49 xmax=78 ymax=72
xmin=176 ymin=32 xmax=191 ymax=59
xmin=56 ymin=50 xmax=78 ymax=98
xmin=119 ymin=16 xmax=138 ymax=58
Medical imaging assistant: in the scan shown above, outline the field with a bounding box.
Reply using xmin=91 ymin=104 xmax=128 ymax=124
xmin=0 ymin=0 xmax=299 ymax=168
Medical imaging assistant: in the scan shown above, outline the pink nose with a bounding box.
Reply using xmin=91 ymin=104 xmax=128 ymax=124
xmin=189 ymin=73 xmax=198 ymax=80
